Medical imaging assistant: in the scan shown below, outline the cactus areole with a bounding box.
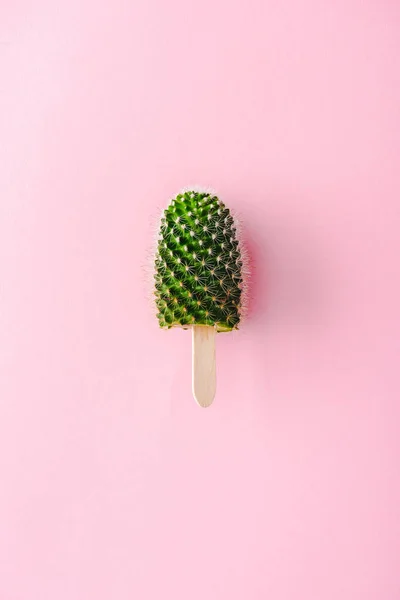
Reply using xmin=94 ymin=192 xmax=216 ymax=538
xmin=154 ymin=189 xmax=243 ymax=332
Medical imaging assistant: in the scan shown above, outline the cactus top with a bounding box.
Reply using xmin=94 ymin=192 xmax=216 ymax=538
xmin=154 ymin=190 xmax=243 ymax=332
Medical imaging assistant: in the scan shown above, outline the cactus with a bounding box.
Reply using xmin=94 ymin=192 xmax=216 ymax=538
xmin=154 ymin=189 xmax=244 ymax=332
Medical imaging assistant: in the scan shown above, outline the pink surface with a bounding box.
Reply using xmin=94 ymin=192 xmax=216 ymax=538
xmin=1 ymin=1 xmax=400 ymax=599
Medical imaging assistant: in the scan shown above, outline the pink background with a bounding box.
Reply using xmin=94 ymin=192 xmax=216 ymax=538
xmin=1 ymin=1 xmax=400 ymax=599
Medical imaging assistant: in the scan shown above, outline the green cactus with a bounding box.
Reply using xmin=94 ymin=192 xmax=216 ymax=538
xmin=154 ymin=189 xmax=244 ymax=332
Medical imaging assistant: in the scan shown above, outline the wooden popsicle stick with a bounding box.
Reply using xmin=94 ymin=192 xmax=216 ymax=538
xmin=192 ymin=325 xmax=216 ymax=408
